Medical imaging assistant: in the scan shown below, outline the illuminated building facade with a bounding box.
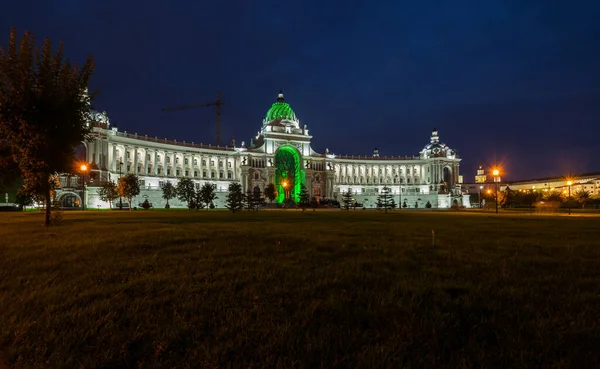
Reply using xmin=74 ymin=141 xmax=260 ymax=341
xmin=55 ymin=91 xmax=468 ymax=209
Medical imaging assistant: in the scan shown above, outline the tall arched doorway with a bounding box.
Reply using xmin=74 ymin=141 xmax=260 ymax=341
xmin=274 ymin=146 xmax=304 ymax=203
xmin=443 ymin=167 xmax=453 ymax=188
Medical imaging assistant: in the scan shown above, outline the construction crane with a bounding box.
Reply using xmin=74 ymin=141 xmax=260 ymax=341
xmin=162 ymin=90 xmax=225 ymax=146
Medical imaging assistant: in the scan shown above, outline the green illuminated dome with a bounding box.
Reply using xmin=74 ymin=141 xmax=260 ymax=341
xmin=264 ymin=90 xmax=297 ymax=122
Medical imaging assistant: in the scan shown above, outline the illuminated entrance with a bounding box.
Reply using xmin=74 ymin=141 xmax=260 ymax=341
xmin=274 ymin=146 xmax=304 ymax=203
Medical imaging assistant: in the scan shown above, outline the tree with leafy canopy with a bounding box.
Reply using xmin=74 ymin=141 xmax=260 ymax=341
xmin=575 ymin=189 xmax=590 ymax=208
xmin=15 ymin=189 xmax=34 ymax=210
xmin=0 ymin=139 xmax=20 ymax=195
xmin=226 ymin=182 xmax=244 ymax=213
xmin=117 ymin=174 xmax=140 ymax=210
xmin=264 ymin=183 xmax=277 ymax=205
xmin=377 ymin=186 xmax=393 ymax=213
xmin=199 ymin=182 xmax=218 ymax=210
xmin=160 ymin=181 xmax=176 ymax=209
xmin=97 ymin=180 xmax=118 ymax=210
xmin=176 ymin=178 xmax=196 ymax=210
xmin=0 ymin=28 xmax=95 ymax=226
xmin=341 ymin=189 xmax=353 ymax=211
xmin=191 ymin=187 xmax=205 ymax=211
xmin=298 ymin=184 xmax=310 ymax=211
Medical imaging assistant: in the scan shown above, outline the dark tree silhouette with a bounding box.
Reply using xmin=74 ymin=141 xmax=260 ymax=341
xmin=264 ymin=183 xmax=277 ymax=204
xmin=199 ymin=182 xmax=218 ymax=210
xmin=377 ymin=186 xmax=393 ymax=213
xmin=226 ymin=182 xmax=244 ymax=213
xmin=298 ymin=184 xmax=310 ymax=211
xmin=160 ymin=181 xmax=176 ymax=209
xmin=176 ymin=178 xmax=195 ymax=210
xmin=342 ymin=189 xmax=353 ymax=211
xmin=0 ymin=28 xmax=95 ymax=226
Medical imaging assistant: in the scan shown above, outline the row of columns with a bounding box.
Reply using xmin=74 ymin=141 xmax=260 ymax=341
xmin=108 ymin=143 xmax=240 ymax=180
xmin=336 ymin=163 xmax=428 ymax=185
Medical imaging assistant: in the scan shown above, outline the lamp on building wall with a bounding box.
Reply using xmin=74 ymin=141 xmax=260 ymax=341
xmin=80 ymin=164 xmax=88 ymax=211
xmin=567 ymin=180 xmax=573 ymax=215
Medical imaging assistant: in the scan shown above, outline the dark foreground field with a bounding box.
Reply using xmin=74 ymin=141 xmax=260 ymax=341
xmin=0 ymin=211 xmax=599 ymax=368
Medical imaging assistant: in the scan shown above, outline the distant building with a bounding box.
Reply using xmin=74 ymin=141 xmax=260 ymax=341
xmin=500 ymin=173 xmax=600 ymax=196
xmin=475 ymin=165 xmax=486 ymax=183
xmin=54 ymin=91 xmax=470 ymax=209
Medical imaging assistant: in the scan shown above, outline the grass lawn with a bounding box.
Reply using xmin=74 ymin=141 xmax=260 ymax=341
xmin=0 ymin=210 xmax=599 ymax=368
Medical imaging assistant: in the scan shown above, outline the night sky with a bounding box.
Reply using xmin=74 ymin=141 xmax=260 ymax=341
xmin=2 ymin=1 xmax=599 ymax=181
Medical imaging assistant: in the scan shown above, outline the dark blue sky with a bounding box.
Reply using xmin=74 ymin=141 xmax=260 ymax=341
xmin=2 ymin=0 xmax=599 ymax=181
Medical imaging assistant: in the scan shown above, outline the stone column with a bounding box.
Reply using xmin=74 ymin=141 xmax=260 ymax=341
xmin=132 ymin=147 xmax=138 ymax=174
xmin=143 ymin=148 xmax=149 ymax=176
xmin=153 ymin=150 xmax=158 ymax=176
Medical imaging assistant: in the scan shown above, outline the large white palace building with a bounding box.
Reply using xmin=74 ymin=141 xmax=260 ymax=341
xmin=56 ymin=91 xmax=468 ymax=209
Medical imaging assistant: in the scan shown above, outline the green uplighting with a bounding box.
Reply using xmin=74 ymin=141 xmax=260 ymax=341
xmin=274 ymin=145 xmax=304 ymax=203
xmin=264 ymin=92 xmax=297 ymax=122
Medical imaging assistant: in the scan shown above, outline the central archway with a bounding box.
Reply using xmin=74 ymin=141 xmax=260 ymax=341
xmin=274 ymin=146 xmax=304 ymax=203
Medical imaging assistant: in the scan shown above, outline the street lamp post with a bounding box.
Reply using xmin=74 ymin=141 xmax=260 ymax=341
xmin=493 ymin=169 xmax=500 ymax=214
xmin=80 ymin=164 xmax=87 ymax=211
xmin=118 ymin=160 xmax=123 ymax=210
xmin=567 ymin=180 xmax=573 ymax=215
xmin=478 ymin=185 xmax=483 ymax=208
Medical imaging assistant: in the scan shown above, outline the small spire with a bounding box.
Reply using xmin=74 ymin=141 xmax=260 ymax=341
xmin=277 ymin=90 xmax=284 ymax=102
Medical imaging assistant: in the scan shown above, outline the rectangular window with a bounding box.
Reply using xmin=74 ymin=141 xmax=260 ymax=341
xmin=202 ymin=160 xmax=206 ymax=166
xmin=219 ymin=162 xmax=223 ymax=168
xmin=185 ymin=170 xmax=189 ymax=176
xmin=211 ymin=172 xmax=215 ymax=178
xmin=193 ymin=171 xmax=197 ymax=177
xmin=185 ymin=159 xmax=189 ymax=165
xmin=176 ymin=170 xmax=180 ymax=176
xmin=219 ymin=172 xmax=224 ymax=179
xmin=227 ymin=172 xmax=232 ymax=179
xmin=167 ymin=169 xmax=171 ymax=176
xmin=228 ymin=162 xmax=232 ymax=168
xmin=203 ymin=171 xmax=207 ymax=178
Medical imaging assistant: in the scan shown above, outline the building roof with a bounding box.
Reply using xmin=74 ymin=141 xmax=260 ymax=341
xmin=506 ymin=172 xmax=600 ymax=184
xmin=264 ymin=91 xmax=297 ymax=122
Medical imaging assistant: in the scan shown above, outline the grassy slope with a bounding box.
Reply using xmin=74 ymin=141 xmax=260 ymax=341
xmin=0 ymin=211 xmax=598 ymax=368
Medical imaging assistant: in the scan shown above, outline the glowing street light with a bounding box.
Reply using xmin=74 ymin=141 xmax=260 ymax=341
xmin=80 ymin=164 xmax=88 ymax=211
xmin=567 ymin=180 xmax=573 ymax=215
xmin=282 ymin=181 xmax=288 ymax=201
xmin=492 ymin=168 xmax=500 ymax=214
xmin=478 ymin=185 xmax=483 ymax=208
